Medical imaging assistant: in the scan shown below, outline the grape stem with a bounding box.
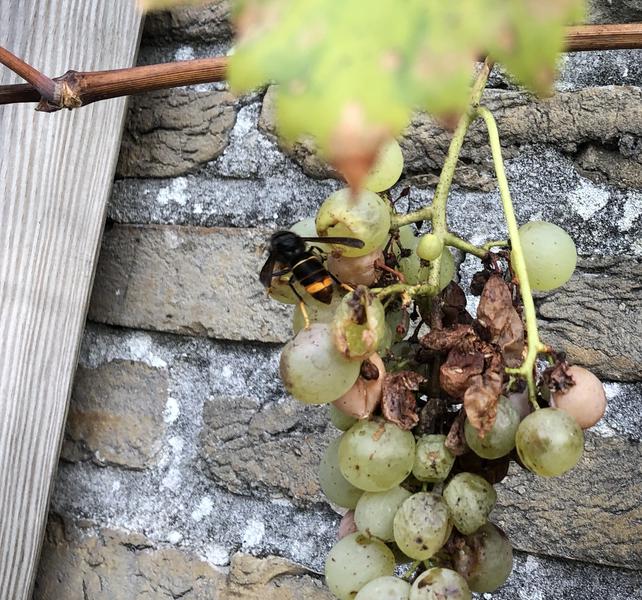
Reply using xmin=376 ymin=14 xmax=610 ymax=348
xmin=391 ymin=205 xmax=433 ymax=228
xmin=482 ymin=239 xmax=508 ymax=250
xmin=475 ymin=106 xmax=546 ymax=408
xmin=443 ymin=232 xmax=486 ymax=258
xmin=401 ymin=560 xmax=421 ymax=580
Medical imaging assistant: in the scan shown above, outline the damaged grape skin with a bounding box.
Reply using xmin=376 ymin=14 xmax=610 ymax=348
xmin=339 ymin=418 xmax=415 ymax=492
xmin=410 ymin=568 xmax=471 ymax=600
xmin=464 ymin=396 xmax=520 ymax=460
xmin=412 ymin=434 xmax=456 ymax=483
xmin=393 ymin=492 xmax=451 ymax=561
xmin=443 ymin=472 xmax=497 ymax=535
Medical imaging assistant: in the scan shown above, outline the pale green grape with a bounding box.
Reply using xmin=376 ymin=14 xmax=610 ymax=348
xmin=332 ymin=287 xmax=386 ymax=359
xmin=413 ymin=434 xmax=455 ymax=482
xmin=319 ymin=436 xmax=363 ymax=509
xmin=330 ymin=404 xmax=358 ymax=431
xmin=292 ymin=293 xmax=342 ymax=334
xmin=516 ymin=221 xmax=577 ymax=292
xmin=267 ymin=272 xmax=299 ymax=304
xmin=393 ymin=493 xmax=450 ymax=560
xmin=515 ymin=408 xmax=584 ymax=477
xmin=355 ymin=576 xmax=411 ymax=600
xmin=364 ymin=139 xmax=404 ymax=193
xmin=399 ymin=243 xmax=455 ymax=290
xmin=377 ymin=322 xmax=394 ymax=355
xmin=443 ymin=473 xmax=497 ymax=535
xmin=397 ymin=225 xmax=417 ymax=250
xmin=290 ymin=216 xmax=330 ymax=251
xmin=464 ymin=396 xmax=520 ymax=459
xmin=325 ymin=532 xmax=395 ymax=600
xmin=316 ymin=188 xmax=391 ymax=257
xmin=416 ymin=234 xmax=444 ymax=262
xmin=280 ymin=324 xmax=361 ymax=404
xmin=410 ymin=568 xmax=471 ymax=600
xmin=354 ymin=486 xmax=412 ymax=542
xmin=339 ymin=418 xmax=415 ymax=492
xmin=452 ymin=523 xmax=513 ymax=593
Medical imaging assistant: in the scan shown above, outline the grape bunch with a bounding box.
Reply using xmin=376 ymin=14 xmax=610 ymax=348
xmin=267 ymin=140 xmax=607 ymax=600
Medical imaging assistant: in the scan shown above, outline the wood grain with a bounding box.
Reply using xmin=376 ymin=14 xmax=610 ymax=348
xmin=0 ymin=2 xmax=141 ymax=598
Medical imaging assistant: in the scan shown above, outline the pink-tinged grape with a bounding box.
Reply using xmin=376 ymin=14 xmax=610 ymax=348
xmin=316 ymin=188 xmax=391 ymax=257
xmin=515 ymin=408 xmax=584 ymax=477
xmin=412 ymin=434 xmax=455 ymax=482
xmin=338 ymin=510 xmax=358 ymax=540
xmin=508 ymin=388 xmax=532 ymax=420
xmin=416 ymin=233 xmax=444 ymax=262
xmin=393 ymin=493 xmax=450 ymax=560
xmin=516 ymin=221 xmax=577 ymax=291
xmin=354 ymin=485 xmax=412 ymax=542
xmin=452 ymin=523 xmax=513 ymax=593
xmin=333 ymin=353 xmax=385 ymax=419
xmin=327 ymin=248 xmax=385 ymax=287
xmin=410 ymin=568 xmax=471 ymax=600
xmin=280 ymin=324 xmax=361 ymax=404
xmin=329 ymin=404 xmax=358 ymax=431
xmin=325 ymin=533 xmax=395 ymax=600
xmin=551 ymin=365 xmax=606 ymax=429
xmin=363 ymin=139 xmax=404 ymax=193
xmin=319 ymin=436 xmax=363 ymax=509
xmin=355 ymin=576 xmax=411 ymax=600
xmin=339 ymin=418 xmax=415 ymax=492
xmin=332 ymin=286 xmax=386 ymax=360
xmin=464 ymin=396 xmax=520 ymax=459
xmin=292 ymin=293 xmax=342 ymax=334
xmin=443 ymin=473 xmax=497 ymax=535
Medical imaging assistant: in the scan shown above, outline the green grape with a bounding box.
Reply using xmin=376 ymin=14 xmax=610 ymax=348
xmin=377 ymin=322 xmax=394 ymax=355
xmin=515 ymin=408 xmax=584 ymax=477
xmin=292 ymin=293 xmax=342 ymax=334
xmin=290 ymin=216 xmax=330 ymax=251
xmin=355 ymin=576 xmax=411 ymax=600
xmin=325 ymin=532 xmax=395 ymax=600
xmin=410 ymin=568 xmax=471 ymax=600
xmin=280 ymin=324 xmax=361 ymax=404
xmin=339 ymin=418 xmax=415 ymax=492
xmin=319 ymin=436 xmax=363 ymax=509
xmin=452 ymin=523 xmax=513 ymax=593
xmin=316 ymin=188 xmax=391 ymax=257
xmin=267 ymin=272 xmax=299 ymax=305
xmin=393 ymin=493 xmax=450 ymax=560
xmin=413 ymin=434 xmax=455 ymax=482
xmin=399 ymin=244 xmax=455 ymax=290
xmin=387 ymin=307 xmax=410 ymax=342
xmin=363 ymin=139 xmax=404 ymax=193
xmin=354 ymin=486 xmax=412 ymax=542
xmin=332 ymin=286 xmax=386 ymax=360
xmin=397 ymin=224 xmax=417 ymax=250
xmin=330 ymin=404 xmax=358 ymax=431
xmin=516 ymin=221 xmax=577 ymax=292
xmin=442 ymin=473 xmax=497 ymax=535
xmin=464 ymin=396 xmax=520 ymax=459
xmin=416 ymin=234 xmax=444 ymax=262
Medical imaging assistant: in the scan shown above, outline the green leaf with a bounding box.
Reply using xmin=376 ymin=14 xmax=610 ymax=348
xmin=228 ymin=0 xmax=585 ymax=182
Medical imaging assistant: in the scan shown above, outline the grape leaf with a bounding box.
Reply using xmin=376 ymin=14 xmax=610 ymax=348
xmin=229 ymin=0 xmax=585 ymax=185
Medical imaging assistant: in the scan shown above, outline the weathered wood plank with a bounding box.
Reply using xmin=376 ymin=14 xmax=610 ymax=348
xmin=0 ymin=2 xmax=141 ymax=598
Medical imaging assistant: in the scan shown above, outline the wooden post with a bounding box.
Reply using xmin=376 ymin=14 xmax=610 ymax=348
xmin=0 ymin=2 xmax=142 ymax=598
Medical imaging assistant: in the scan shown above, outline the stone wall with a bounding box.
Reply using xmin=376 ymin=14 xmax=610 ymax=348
xmin=34 ymin=2 xmax=642 ymax=598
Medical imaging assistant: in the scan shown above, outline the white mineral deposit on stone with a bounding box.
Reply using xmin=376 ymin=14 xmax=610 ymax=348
xmin=221 ymin=364 xmax=233 ymax=378
xmin=164 ymin=397 xmax=180 ymax=424
xmin=167 ymin=530 xmax=183 ymax=544
xmin=568 ymin=179 xmax=610 ymax=221
xmin=174 ymin=45 xmax=195 ymax=61
xmin=204 ymin=544 xmax=230 ymax=566
xmin=168 ymin=436 xmax=184 ymax=454
xmin=192 ymin=496 xmax=215 ymax=522
xmin=242 ymin=519 xmax=266 ymax=548
xmin=157 ymin=177 xmax=188 ymax=207
xmin=161 ymin=467 xmax=182 ymax=491
xmin=112 ymin=481 xmax=121 ymax=492
xmin=617 ymin=192 xmax=642 ymax=231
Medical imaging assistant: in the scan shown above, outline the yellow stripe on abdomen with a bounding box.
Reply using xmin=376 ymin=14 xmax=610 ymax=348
xmin=305 ymin=277 xmax=333 ymax=294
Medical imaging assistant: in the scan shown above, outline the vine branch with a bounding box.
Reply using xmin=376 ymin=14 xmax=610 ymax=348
xmin=1 ymin=23 xmax=641 ymax=111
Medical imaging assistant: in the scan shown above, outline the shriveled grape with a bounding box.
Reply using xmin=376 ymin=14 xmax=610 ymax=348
xmin=465 ymin=396 xmax=520 ymax=459
xmin=515 ymin=408 xmax=584 ymax=477
xmin=410 ymin=568 xmax=471 ymax=600
xmin=333 ymin=353 xmax=386 ymax=419
xmin=280 ymin=324 xmax=361 ymax=404
xmin=393 ymin=493 xmax=450 ymax=560
xmin=354 ymin=485 xmax=412 ymax=542
xmin=355 ymin=576 xmax=411 ymax=600
xmin=319 ymin=436 xmax=363 ymax=509
xmin=412 ymin=434 xmax=455 ymax=482
xmin=325 ymin=533 xmax=395 ymax=600
xmin=443 ymin=472 xmax=497 ymax=535
xmin=316 ymin=188 xmax=391 ymax=257
xmin=339 ymin=418 xmax=415 ymax=492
